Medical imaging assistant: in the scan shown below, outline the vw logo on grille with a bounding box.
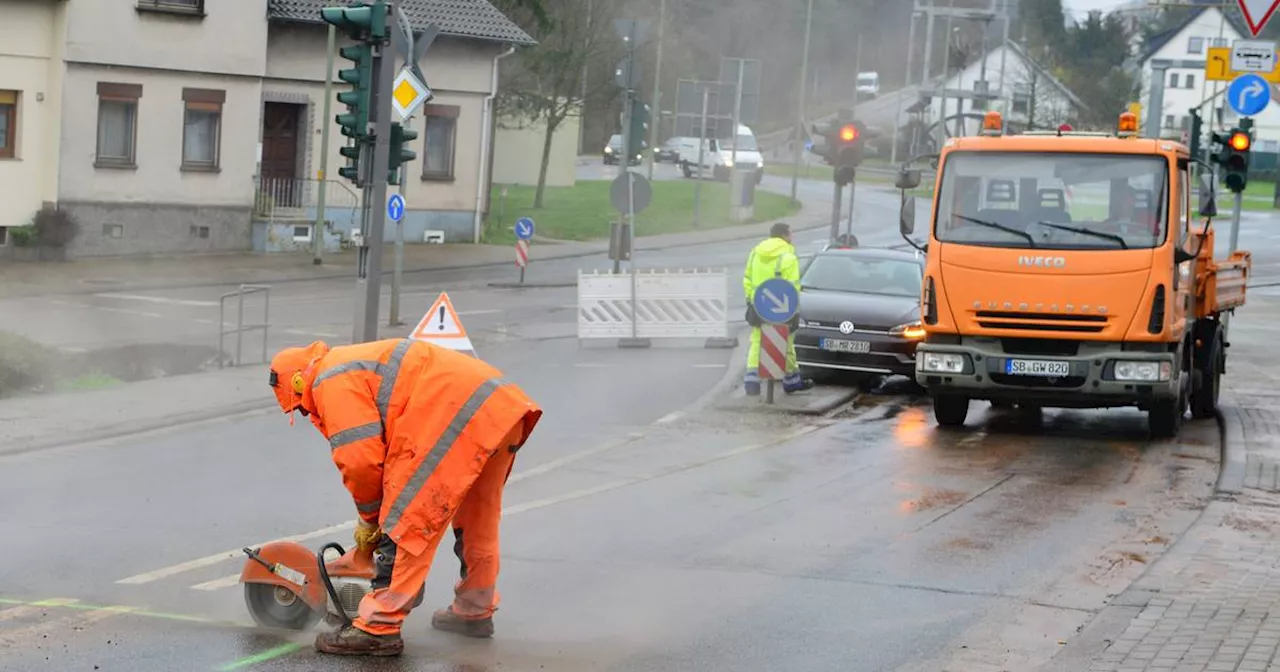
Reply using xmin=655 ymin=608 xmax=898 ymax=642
xmin=839 ymin=321 xmax=855 ymax=334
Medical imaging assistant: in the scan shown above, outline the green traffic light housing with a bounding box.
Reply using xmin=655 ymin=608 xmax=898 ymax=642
xmin=628 ymin=100 xmax=650 ymax=158
xmin=387 ymin=122 xmax=419 ymax=185
xmin=319 ymin=3 xmax=388 ymax=40
xmin=1223 ymin=127 xmax=1251 ymax=193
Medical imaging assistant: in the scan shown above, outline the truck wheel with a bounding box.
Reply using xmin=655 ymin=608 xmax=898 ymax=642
xmin=1148 ymin=393 xmax=1185 ymax=439
xmin=932 ymin=394 xmax=970 ymax=428
xmin=1190 ymin=326 xmax=1223 ymax=419
xmin=681 ymin=162 xmax=693 ymax=178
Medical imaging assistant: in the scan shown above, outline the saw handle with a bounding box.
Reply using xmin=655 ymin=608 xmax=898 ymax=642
xmin=318 ymin=542 xmax=353 ymax=626
xmin=242 ymin=547 xmax=273 ymax=572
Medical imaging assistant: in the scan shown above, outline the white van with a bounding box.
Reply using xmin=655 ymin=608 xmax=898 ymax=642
xmin=677 ymin=124 xmax=765 ymax=184
xmin=856 ymin=72 xmax=880 ymax=98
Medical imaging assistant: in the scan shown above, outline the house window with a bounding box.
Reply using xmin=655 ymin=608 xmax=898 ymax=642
xmin=421 ymin=104 xmax=459 ymax=181
xmin=1188 ymin=37 xmax=1204 ymax=54
xmin=1185 ymin=73 xmax=1196 ymax=89
xmin=1011 ymin=83 xmax=1030 ymax=116
xmin=136 ymin=0 xmax=204 ymax=16
xmin=1180 ymin=115 xmax=1191 ymax=131
xmin=1211 ymin=37 xmax=1228 ymax=48
xmin=96 ymin=82 xmax=141 ymax=168
xmin=0 ymin=227 xmax=7 ymax=247
xmin=1165 ymin=114 xmax=1175 ymax=129
xmin=0 ymin=90 xmax=15 ymax=159
xmin=181 ymin=88 xmax=224 ymax=170
xmin=1169 ymin=72 xmax=1180 ymax=88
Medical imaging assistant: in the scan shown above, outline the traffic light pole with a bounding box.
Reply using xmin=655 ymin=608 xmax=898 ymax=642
xmin=829 ymin=179 xmax=843 ymax=242
xmin=1230 ymin=190 xmax=1243 ymax=255
xmin=845 ymin=174 xmax=856 ymax=239
xmin=353 ymin=2 xmax=395 ymax=345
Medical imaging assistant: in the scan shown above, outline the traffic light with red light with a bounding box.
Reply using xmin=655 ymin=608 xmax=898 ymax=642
xmin=1212 ymin=123 xmax=1252 ymax=193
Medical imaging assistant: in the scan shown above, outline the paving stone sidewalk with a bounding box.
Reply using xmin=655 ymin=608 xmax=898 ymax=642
xmin=1062 ymin=296 xmax=1280 ymax=672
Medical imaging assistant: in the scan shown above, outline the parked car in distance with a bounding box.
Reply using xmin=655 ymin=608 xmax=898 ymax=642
xmin=654 ymin=137 xmax=682 ymax=163
xmin=603 ymin=134 xmax=643 ymax=166
xmin=794 ymin=247 xmax=925 ymax=388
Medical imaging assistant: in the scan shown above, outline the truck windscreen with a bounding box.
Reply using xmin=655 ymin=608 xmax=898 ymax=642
xmin=933 ymin=151 xmax=1169 ymax=250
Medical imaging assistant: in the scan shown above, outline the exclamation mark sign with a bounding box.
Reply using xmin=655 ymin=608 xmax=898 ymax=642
xmin=438 ymin=306 xmax=446 ymax=331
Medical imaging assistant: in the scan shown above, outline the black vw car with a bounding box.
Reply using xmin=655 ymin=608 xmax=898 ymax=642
xmin=794 ymin=247 xmax=926 ymax=387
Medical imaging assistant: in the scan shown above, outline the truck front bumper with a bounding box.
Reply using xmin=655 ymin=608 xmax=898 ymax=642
xmin=914 ymin=338 xmax=1180 ymax=409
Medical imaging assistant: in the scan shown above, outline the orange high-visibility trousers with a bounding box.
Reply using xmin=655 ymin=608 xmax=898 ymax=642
xmin=352 ymin=423 xmax=521 ymax=636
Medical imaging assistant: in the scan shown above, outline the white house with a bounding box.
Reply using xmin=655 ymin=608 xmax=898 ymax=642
xmin=1136 ymin=5 xmax=1280 ymax=151
xmin=931 ymin=40 xmax=1086 ymax=134
xmin=0 ymin=0 xmax=534 ymax=259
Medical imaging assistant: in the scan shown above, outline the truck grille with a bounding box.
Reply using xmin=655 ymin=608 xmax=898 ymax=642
xmin=975 ymin=310 xmax=1107 ymax=334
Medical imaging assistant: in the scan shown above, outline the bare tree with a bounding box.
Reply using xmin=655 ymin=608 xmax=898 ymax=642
xmin=494 ymin=0 xmax=623 ymax=208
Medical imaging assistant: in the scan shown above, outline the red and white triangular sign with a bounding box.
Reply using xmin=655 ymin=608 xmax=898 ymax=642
xmin=409 ymin=292 xmax=477 ymax=357
xmin=1238 ymin=0 xmax=1280 ymax=37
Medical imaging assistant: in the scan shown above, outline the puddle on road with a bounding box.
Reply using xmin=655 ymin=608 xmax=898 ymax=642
xmin=900 ymin=487 xmax=968 ymax=513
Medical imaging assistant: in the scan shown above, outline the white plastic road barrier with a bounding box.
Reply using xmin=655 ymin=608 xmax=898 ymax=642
xmin=578 ymin=268 xmax=730 ymax=341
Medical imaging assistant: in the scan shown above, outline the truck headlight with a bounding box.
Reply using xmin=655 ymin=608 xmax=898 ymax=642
xmin=919 ymin=352 xmax=967 ymax=373
xmin=723 ymin=159 xmax=734 ymax=167
xmin=1113 ymin=361 xmax=1171 ymax=382
xmin=604 ymin=147 xmax=614 ymax=154
xmin=756 ymin=161 xmax=764 ymax=169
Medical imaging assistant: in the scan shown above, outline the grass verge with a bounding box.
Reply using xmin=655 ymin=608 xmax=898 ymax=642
xmin=481 ymin=179 xmax=800 ymax=244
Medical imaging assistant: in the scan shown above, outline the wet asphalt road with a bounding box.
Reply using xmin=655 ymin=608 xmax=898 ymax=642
xmin=0 ymin=390 xmax=1219 ymax=671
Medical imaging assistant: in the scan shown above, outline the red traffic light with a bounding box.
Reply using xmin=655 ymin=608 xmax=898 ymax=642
xmin=1229 ymin=131 xmax=1251 ymax=151
xmin=839 ymin=124 xmax=859 ymax=142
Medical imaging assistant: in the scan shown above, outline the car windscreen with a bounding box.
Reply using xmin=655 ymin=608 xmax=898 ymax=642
xmin=933 ymin=151 xmax=1169 ymax=250
xmin=800 ymin=256 xmax=922 ymax=297
xmin=608 ymin=135 xmax=622 ymax=148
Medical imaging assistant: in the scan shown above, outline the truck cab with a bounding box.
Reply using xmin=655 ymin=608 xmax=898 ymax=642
xmin=895 ymin=110 xmax=1250 ymax=437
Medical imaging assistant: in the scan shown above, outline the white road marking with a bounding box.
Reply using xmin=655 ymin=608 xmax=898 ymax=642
xmin=691 ymin=363 xmax=728 ymax=368
xmin=282 ymin=328 xmax=341 ymax=338
xmin=573 ymin=362 xmax=616 ymax=368
xmin=655 ymin=411 xmax=685 ymax=424
xmin=191 ymin=574 xmax=243 ymax=591
xmin=457 ymin=309 xmax=502 ymax=316
xmin=93 ymin=293 xmax=219 ymax=307
xmin=115 ymin=521 xmax=356 ymax=585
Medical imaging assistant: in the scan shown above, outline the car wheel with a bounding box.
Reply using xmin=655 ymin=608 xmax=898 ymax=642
xmin=932 ymin=394 xmax=970 ymax=428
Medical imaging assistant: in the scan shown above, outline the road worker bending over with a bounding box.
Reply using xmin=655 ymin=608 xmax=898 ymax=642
xmin=268 ymin=338 xmax=542 ymax=657
xmin=742 ymin=222 xmax=814 ymax=395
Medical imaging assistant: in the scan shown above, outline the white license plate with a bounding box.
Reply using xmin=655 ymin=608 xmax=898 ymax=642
xmin=1004 ymin=359 xmax=1071 ymax=376
xmin=821 ymin=338 xmax=870 ymax=354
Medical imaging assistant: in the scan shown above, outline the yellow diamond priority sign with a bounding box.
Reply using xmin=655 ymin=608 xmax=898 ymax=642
xmin=391 ymin=68 xmax=432 ymax=121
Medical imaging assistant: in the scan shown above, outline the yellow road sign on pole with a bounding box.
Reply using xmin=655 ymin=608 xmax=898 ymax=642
xmin=1206 ymin=46 xmax=1280 ymax=82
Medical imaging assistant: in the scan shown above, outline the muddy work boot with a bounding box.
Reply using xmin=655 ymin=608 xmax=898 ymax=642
xmin=314 ymin=625 xmax=404 ymax=656
xmin=743 ymin=371 xmax=762 ymax=396
xmin=431 ymin=606 xmax=495 ymax=638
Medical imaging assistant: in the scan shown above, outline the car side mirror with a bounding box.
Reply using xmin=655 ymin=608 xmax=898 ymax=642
xmin=895 ymin=169 xmax=922 ymax=190
xmin=1198 ymin=172 xmax=1218 ymax=218
xmin=899 ymin=193 xmax=916 ymax=235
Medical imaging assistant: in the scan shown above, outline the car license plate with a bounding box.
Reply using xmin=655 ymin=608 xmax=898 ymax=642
xmin=820 ymin=338 xmax=870 ymax=354
xmin=1004 ymin=358 xmax=1070 ymax=376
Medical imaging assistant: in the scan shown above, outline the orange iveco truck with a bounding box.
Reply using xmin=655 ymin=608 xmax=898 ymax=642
xmin=894 ymin=110 xmax=1250 ymax=437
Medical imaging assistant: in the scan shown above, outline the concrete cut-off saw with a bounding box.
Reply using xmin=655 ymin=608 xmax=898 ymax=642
xmin=238 ymin=540 xmax=375 ymax=630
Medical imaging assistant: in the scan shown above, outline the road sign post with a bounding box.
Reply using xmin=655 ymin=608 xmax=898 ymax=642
xmin=609 ymin=171 xmax=652 ymax=348
xmin=751 ymin=277 xmax=800 ymax=404
xmin=387 ymin=193 xmax=406 ymax=326
xmin=513 ymin=216 xmax=534 ymax=284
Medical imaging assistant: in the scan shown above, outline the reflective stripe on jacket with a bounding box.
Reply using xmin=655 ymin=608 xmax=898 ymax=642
xmin=301 ymin=338 xmax=542 ymax=556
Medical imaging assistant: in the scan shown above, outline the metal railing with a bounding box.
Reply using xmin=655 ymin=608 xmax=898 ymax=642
xmin=252 ymin=176 xmax=362 ymax=230
xmin=219 ymin=284 xmax=272 ymax=368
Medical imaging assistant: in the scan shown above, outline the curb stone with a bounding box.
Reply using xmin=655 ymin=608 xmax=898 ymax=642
xmin=1217 ymin=406 xmax=1247 ymax=496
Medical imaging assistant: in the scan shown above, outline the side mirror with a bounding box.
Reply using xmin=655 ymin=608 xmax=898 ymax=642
xmin=895 ymin=169 xmax=922 ymax=190
xmin=1198 ymin=172 xmax=1218 ymax=217
xmin=899 ymin=194 xmax=916 ymax=235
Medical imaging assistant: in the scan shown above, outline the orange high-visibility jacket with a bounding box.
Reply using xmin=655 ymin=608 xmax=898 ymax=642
xmin=300 ymin=338 xmax=542 ymax=557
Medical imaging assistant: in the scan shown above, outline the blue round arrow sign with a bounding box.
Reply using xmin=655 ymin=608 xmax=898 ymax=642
xmin=513 ymin=217 xmax=535 ymax=241
xmin=1228 ymin=73 xmax=1271 ymax=117
xmin=752 ymin=278 xmax=800 ymax=324
xmin=387 ymin=194 xmax=406 ymax=222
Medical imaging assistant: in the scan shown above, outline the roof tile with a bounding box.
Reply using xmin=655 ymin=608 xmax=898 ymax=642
xmin=268 ymin=0 xmax=535 ymax=45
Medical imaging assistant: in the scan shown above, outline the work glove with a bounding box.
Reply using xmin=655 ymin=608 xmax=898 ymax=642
xmin=353 ymin=519 xmax=383 ymax=551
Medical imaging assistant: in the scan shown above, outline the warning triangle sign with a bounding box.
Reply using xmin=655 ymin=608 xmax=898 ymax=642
xmin=1238 ymin=0 xmax=1280 ymax=36
xmin=409 ymin=292 xmax=477 ymax=357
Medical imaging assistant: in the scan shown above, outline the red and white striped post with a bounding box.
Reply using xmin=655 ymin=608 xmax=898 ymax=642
xmin=758 ymin=323 xmax=789 ymax=403
xmin=515 ymin=239 xmax=529 ymax=284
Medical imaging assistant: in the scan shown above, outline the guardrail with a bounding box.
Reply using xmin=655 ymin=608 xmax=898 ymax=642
xmin=219 ymin=284 xmax=272 ymax=368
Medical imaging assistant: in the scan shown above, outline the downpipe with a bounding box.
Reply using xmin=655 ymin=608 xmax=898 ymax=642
xmin=473 ymin=46 xmax=517 ymax=244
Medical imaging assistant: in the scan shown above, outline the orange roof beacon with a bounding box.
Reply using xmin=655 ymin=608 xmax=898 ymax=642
xmin=893 ymin=111 xmax=1250 ymax=438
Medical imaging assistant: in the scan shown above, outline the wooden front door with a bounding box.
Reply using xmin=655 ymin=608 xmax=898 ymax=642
xmin=261 ymin=102 xmax=302 ymax=207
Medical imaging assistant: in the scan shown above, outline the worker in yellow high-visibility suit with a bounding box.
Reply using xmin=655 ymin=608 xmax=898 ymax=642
xmin=743 ymin=223 xmax=814 ymax=396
